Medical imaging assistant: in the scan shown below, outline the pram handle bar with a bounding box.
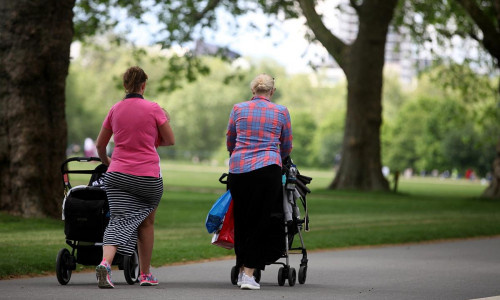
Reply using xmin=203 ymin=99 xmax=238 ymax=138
xmin=61 ymin=157 xmax=103 ymax=191
xmin=219 ymin=173 xmax=228 ymax=184
xmin=61 ymin=157 xmax=102 ymax=174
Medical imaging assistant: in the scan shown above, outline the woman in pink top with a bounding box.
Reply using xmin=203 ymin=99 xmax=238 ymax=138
xmin=94 ymin=66 xmax=175 ymax=288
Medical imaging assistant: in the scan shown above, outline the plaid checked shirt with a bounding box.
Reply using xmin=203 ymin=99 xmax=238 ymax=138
xmin=226 ymin=96 xmax=293 ymax=174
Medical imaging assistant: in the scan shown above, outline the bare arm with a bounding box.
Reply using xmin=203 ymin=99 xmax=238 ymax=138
xmin=95 ymin=126 xmax=113 ymax=165
xmin=158 ymin=120 xmax=175 ymax=146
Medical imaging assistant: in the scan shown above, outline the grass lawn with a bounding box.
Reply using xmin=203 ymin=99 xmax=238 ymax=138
xmin=1 ymin=161 xmax=499 ymax=279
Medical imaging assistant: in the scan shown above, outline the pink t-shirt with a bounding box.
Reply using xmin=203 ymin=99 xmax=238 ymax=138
xmin=103 ymin=96 xmax=168 ymax=177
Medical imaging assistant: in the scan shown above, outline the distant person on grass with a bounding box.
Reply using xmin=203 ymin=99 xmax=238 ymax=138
xmin=95 ymin=66 xmax=175 ymax=288
xmin=226 ymin=73 xmax=293 ymax=290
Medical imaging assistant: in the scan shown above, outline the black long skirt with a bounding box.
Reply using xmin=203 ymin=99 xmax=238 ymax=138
xmin=228 ymin=164 xmax=285 ymax=270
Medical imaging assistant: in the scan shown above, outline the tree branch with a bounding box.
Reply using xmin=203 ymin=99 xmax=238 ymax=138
xmin=495 ymin=0 xmax=500 ymax=31
xmin=455 ymin=0 xmax=500 ymax=59
xmin=297 ymin=0 xmax=348 ymax=69
xmin=194 ymin=0 xmax=221 ymax=21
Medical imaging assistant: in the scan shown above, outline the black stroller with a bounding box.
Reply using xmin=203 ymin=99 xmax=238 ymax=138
xmin=226 ymin=157 xmax=312 ymax=287
xmin=56 ymin=157 xmax=140 ymax=285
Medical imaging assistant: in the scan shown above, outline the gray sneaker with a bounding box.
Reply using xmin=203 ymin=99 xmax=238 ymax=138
xmin=240 ymin=273 xmax=260 ymax=290
xmin=237 ymin=271 xmax=244 ymax=287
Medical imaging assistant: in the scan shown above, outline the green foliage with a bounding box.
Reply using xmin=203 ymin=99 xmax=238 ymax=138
xmin=288 ymin=112 xmax=317 ymax=166
xmin=73 ymin=0 xmax=230 ymax=94
xmin=396 ymin=0 xmax=499 ymax=84
xmin=65 ymin=35 xmax=497 ymax=176
xmin=275 ymin=73 xmax=346 ymax=168
xmin=310 ymin=109 xmax=345 ymax=168
xmin=382 ymin=66 xmax=499 ymax=176
xmin=73 ymin=0 xmax=302 ymax=46
xmin=431 ymin=63 xmax=498 ymax=105
xmin=382 ymin=69 xmax=408 ymax=121
xmin=158 ymin=58 xmax=246 ymax=160
xmin=442 ymin=125 xmax=487 ymax=172
xmin=394 ymin=1 xmax=465 ymax=45
xmin=65 ymin=73 xmax=101 ymax=145
xmin=383 ymin=98 xmax=426 ymax=172
xmin=65 ymin=41 xmax=347 ymax=168
xmin=65 ymin=41 xmax=132 ymax=145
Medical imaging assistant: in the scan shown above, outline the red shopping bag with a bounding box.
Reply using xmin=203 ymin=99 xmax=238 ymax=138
xmin=211 ymin=200 xmax=234 ymax=249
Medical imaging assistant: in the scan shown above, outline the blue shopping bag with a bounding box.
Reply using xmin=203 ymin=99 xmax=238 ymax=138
xmin=205 ymin=190 xmax=232 ymax=233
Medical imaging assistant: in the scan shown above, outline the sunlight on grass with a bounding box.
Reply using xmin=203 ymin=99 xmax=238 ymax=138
xmin=1 ymin=161 xmax=498 ymax=279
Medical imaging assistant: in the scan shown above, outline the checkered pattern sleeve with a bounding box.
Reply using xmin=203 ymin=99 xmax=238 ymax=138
xmin=280 ymin=107 xmax=293 ymax=159
xmin=226 ymin=107 xmax=237 ymax=155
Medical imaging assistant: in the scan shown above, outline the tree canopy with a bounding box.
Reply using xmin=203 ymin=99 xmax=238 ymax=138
xmin=2 ymin=0 xmax=500 ymax=218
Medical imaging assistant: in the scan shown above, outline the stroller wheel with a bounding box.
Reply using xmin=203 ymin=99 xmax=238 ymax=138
xmin=277 ymin=267 xmax=286 ymax=286
xmin=230 ymin=266 xmax=238 ymax=285
xmin=288 ymin=267 xmax=296 ymax=286
xmin=56 ymin=248 xmax=72 ymax=285
xmin=123 ymin=249 xmax=140 ymax=284
xmin=298 ymin=266 xmax=307 ymax=284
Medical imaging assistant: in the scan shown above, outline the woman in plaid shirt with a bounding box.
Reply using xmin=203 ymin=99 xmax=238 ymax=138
xmin=226 ymin=73 xmax=293 ymax=290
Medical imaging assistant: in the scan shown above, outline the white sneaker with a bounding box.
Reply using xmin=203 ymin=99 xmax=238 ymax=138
xmin=237 ymin=271 xmax=244 ymax=287
xmin=240 ymin=273 xmax=260 ymax=290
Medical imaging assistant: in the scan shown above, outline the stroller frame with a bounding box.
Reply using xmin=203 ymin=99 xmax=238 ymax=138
xmin=56 ymin=157 xmax=140 ymax=286
xmin=274 ymin=157 xmax=311 ymax=286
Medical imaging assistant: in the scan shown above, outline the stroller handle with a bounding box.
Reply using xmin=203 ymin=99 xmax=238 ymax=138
xmin=61 ymin=156 xmax=102 ymax=174
xmin=61 ymin=157 xmax=103 ymax=191
xmin=219 ymin=173 xmax=228 ymax=184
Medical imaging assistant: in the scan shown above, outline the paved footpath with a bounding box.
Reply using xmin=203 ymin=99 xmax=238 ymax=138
xmin=1 ymin=237 xmax=500 ymax=300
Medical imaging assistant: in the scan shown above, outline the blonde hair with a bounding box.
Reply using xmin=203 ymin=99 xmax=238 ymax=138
xmin=123 ymin=66 xmax=148 ymax=93
xmin=250 ymin=74 xmax=274 ymax=94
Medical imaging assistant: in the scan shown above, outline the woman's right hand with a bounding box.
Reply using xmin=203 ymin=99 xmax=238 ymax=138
xmin=95 ymin=126 xmax=113 ymax=165
xmin=158 ymin=120 xmax=175 ymax=146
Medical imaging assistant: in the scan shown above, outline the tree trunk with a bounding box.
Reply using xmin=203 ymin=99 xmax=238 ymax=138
xmin=481 ymin=74 xmax=500 ymax=199
xmin=482 ymin=138 xmax=500 ymax=199
xmin=0 ymin=0 xmax=74 ymax=217
xmin=481 ymin=69 xmax=500 ymax=199
xmin=330 ymin=0 xmax=396 ymax=191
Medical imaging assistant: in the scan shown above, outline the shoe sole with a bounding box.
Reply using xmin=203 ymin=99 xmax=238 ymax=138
xmin=240 ymin=283 xmax=260 ymax=290
xmin=140 ymin=282 xmax=159 ymax=286
xmin=96 ymin=265 xmax=114 ymax=289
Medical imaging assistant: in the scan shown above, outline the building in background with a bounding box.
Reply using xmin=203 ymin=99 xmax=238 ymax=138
xmin=312 ymin=0 xmax=433 ymax=88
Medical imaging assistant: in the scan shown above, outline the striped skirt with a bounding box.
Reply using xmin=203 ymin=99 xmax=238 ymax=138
xmin=103 ymin=172 xmax=163 ymax=256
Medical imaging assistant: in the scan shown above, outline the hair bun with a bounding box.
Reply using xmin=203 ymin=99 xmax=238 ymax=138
xmin=250 ymin=73 xmax=274 ymax=94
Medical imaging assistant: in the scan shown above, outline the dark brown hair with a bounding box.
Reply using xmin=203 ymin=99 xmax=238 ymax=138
xmin=123 ymin=66 xmax=148 ymax=93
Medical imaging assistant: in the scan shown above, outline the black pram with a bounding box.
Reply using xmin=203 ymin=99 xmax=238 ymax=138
xmin=56 ymin=157 xmax=140 ymax=285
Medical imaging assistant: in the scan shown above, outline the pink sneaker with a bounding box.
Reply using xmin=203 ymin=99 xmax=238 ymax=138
xmin=96 ymin=260 xmax=114 ymax=288
xmin=140 ymin=272 xmax=158 ymax=286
